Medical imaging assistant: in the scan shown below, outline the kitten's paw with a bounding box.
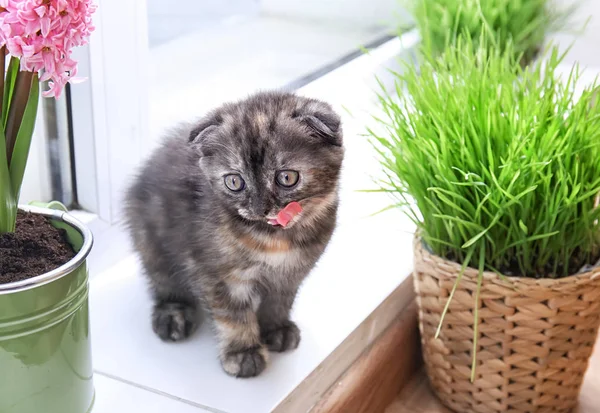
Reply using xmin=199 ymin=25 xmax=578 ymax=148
xmin=262 ymin=321 xmax=301 ymax=352
xmin=221 ymin=346 xmax=268 ymax=378
xmin=152 ymin=301 xmax=197 ymax=342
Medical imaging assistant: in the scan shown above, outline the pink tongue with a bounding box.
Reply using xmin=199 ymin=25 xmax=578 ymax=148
xmin=274 ymin=202 xmax=302 ymax=227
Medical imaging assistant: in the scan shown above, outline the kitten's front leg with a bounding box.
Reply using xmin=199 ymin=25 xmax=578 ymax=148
xmin=207 ymin=281 xmax=268 ymax=378
xmin=258 ymin=290 xmax=301 ymax=352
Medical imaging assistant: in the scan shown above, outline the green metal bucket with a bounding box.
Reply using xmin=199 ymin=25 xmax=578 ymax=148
xmin=0 ymin=206 xmax=94 ymax=413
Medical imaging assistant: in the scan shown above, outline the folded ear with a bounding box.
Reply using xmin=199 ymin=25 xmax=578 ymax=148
xmin=189 ymin=119 xmax=219 ymax=144
xmin=293 ymin=102 xmax=342 ymax=147
xmin=189 ymin=114 xmax=222 ymax=156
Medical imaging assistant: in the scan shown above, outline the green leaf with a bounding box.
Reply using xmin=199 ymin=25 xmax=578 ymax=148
xmin=470 ymin=245 xmax=485 ymax=383
xmin=9 ymin=73 xmax=39 ymax=202
xmin=366 ymin=203 xmax=405 ymax=217
xmin=2 ymin=57 xmax=19 ymax=130
xmin=518 ymin=219 xmax=528 ymax=234
xmin=368 ymin=35 xmax=600 ymax=280
xmin=435 ymin=247 xmax=474 ymax=339
xmin=461 ymin=228 xmax=488 ymax=248
xmin=0 ymin=126 xmax=16 ymax=233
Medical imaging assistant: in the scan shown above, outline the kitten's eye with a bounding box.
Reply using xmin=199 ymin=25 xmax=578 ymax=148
xmin=224 ymin=174 xmax=245 ymax=192
xmin=276 ymin=170 xmax=299 ymax=188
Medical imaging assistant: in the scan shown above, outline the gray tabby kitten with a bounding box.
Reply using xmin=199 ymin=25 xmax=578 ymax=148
xmin=125 ymin=91 xmax=344 ymax=378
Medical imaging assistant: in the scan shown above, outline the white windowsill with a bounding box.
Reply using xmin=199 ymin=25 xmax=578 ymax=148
xmin=86 ymin=32 xmax=420 ymax=413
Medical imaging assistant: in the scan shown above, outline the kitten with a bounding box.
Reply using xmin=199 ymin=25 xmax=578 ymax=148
xmin=125 ymin=91 xmax=344 ymax=378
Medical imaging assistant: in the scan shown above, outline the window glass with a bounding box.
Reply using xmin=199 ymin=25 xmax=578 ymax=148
xmin=146 ymin=0 xmax=404 ymax=149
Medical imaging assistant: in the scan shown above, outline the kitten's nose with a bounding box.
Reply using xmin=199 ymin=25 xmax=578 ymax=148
xmin=259 ymin=206 xmax=271 ymax=217
xmin=250 ymin=200 xmax=270 ymax=217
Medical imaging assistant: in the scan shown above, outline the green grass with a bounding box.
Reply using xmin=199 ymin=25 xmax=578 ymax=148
xmin=370 ymin=39 xmax=600 ymax=280
xmin=404 ymin=0 xmax=575 ymax=64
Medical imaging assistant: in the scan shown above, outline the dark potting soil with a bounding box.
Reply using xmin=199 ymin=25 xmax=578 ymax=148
xmin=445 ymin=248 xmax=599 ymax=279
xmin=0 ymin=212 xmax=75 ymax=284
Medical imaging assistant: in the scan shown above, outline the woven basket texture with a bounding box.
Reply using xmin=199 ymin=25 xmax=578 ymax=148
xmin=413 ymin=238 xmax=600 ymax=413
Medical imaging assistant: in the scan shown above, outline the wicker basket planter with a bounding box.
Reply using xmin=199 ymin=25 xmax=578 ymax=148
xmin=413 ymin=237 xmax=600 ymax=413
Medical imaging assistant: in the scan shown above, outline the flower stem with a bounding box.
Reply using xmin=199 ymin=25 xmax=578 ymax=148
xmin=5 ymin=70 xmax=33 ymax=166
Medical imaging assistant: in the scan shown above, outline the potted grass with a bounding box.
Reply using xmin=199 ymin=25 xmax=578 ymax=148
xmin=369 ymin=39 xmax=600 ymax=413
xmin=403 ymin=0 xmax=575 ymax=66
xmin=0 ymin=2 xmax=96 ymax=413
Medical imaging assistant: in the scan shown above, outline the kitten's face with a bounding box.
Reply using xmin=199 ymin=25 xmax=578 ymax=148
xmin=192 ymin=93 xmax=344 ymax=230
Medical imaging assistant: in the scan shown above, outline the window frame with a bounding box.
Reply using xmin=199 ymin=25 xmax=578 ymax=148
xmin=69 ymin=0 xmax=150 ymax=224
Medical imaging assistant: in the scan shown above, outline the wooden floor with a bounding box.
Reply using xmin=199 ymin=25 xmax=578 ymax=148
xmin=386 ymin=336 xmax=600 ymax=413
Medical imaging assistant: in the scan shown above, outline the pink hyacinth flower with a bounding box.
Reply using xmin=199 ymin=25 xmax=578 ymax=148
xmin=0 ymin=0 xmax=96 ymax=98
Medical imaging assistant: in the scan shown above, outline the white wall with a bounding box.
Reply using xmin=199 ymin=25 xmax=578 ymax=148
xmin=69 ymin=0 xmax=150 ymax=223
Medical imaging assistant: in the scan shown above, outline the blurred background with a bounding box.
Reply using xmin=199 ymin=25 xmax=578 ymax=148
xmin=145 ymin=0 xmax=408 ymax=147
xmin=19 ymin=0 xmax=411 ymax=217
xmin=18 ymin=0 xmax=598 ymax=227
